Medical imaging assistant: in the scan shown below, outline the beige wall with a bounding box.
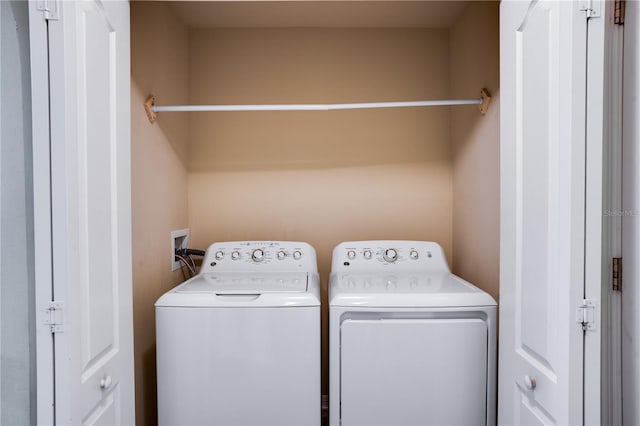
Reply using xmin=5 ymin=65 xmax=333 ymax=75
xmin=188 ymin=28 xmax=450 ymax=173
xmin=188 ymin=28 xmax=453 ymax=269
xmin=449 ymin=1 xmax=500 ymax=302
xmin=189 ymin=164 xmax=453 ymax=278
xmin=132 ymin=2 xmax=189 ymax=165
xmin=130 ymin=3 xmax=189 ymax=425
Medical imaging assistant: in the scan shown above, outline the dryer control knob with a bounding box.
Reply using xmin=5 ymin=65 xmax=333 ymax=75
xmin=215 ymin=251 xmax=224 ymax=260
xmin=383 ymin=248 xmax=398 ymax=263
xmin=347 ymin=250 xmax=356 ymax=259
xmin=410 ymin=250 xmax=419 ymax=259
xmin=363 ymin=250 xmax=372 ymax=259
xmin=293 ymin=250 xmax=302 ymax=260
xmin=277 ymin=250 xmax=286 ymax=260
xmin=251 ymin=249 xmax=265 ymax=262
xmin=231 ymin=251 xmax=240 ymax=260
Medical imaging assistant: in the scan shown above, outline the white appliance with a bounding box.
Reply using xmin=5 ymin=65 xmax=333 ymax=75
xmin=329 ymin=241 xmax=497 ymax=426
xmin=156 ymin=241 xmax=321 ymax=426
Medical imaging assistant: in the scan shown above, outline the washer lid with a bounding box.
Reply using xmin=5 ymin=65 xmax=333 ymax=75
xmin=329 ymin=272 xmax=496 ymax=308
xmin=156 ymin=272 xmax=320 ymax=308
xmin=177 ymin=272 xmax=308 ymax=294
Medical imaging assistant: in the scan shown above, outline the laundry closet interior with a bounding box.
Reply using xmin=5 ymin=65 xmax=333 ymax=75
xmin=130 ymin=1 xmax=500 ymax=424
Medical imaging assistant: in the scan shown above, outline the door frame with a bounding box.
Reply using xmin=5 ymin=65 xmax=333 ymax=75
xmin=621 ymin=1 xmax=640 ymax=424
xmin=585 ymin=1 xmax=625 ymax=423
xmin=584 ymin=3 xmax=604 ymax=420
xmin=28 ymin=3 xmax=55 ymax=425
xmin=599 ymin=0 xmax=625 ymax=423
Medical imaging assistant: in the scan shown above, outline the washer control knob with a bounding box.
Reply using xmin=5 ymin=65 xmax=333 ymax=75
xmin=363 ymin=250 xmax=372 ymax=259
xmin=293 ymin=250 xmax=302 ymax=260
xmin=383 ymin=248 xmax=398 ymax=263
xmin=231 ymin=251 xmax=240 ymax=260
xmin=215 ymin=251 xmax=224 ymax=260
xmin=251 ymin=249 xmax=265 ymax=262
xmin=409 ymin=250 xmax=419 ymax=260
xmin=347 ymin=250 xmax=356 ymax=259
xmin=277 ymin=250 xmax=287 ymax=260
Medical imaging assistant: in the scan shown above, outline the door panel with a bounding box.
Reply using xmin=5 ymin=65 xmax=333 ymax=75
xmin=517 ymin=392 xmax=554 ymax=425
xmin=519 ymin=5 xmax=552 ymax=361
xmin=340 ymin=318 xmax=487 ymax=426
xmin=499 ymin=0 xmax=587 ymax=424
xmin=82 ymin=388 xmax=119 ymax=426
xmin=46 ymin=1 xmax=134 ymax=424
xmin=79 ymin=1 xmax=118 ymax=374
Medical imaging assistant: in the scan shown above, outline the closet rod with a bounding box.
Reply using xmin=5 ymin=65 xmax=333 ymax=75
xmin=144 ymin=88 xmax=491 ymax=123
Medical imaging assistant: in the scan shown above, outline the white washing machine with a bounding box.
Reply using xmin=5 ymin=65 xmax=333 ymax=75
xmin=156 ymin=241 xmax=321 ymax=426
xmin=329 ymin=241 xmax=497 ymax=426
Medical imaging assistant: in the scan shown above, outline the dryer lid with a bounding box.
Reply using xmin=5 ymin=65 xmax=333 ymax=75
xmin=329 ymin=272 xmax=496 ymax=308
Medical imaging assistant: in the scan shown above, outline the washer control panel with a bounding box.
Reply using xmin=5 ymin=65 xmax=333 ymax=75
xmin=202 ymin=241 xmax=317 ymax=273
xmin=331 ymin=241 xmax=450 ymax=272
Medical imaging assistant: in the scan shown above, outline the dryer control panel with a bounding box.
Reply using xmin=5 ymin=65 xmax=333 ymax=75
xmin=331 ymin=240 xmax=449 ymax=273
xmin=201 ymin=241 xmax=318 ymax=273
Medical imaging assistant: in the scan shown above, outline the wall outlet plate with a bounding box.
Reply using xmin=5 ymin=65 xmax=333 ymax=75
xmin=171 ymin=229 xmax=190 ymax=271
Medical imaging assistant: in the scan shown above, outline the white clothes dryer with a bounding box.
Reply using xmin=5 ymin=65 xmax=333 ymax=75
xmin=156 ymin=241 xmax=321 ymax=426
xmin=329 ymin=241 xmax=497 ymax=426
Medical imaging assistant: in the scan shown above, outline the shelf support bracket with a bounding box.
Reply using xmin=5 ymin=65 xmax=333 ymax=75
xmin=144 ymin=95 xmax=156 ymax=123
xmin=479 ymin=88 xmax=492 ymax=115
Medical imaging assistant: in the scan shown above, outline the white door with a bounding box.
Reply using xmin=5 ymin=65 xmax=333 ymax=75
xmin=30 ymin=0 xmax=134 ymax=424
xmin=499 ymin=0 xmax=589 ymax=424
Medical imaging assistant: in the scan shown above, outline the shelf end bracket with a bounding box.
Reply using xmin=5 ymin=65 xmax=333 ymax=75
xmin=479 ymin=88 xmax=491 ymax=115
xmin=144 ymin=95 xmax=157 ymax=123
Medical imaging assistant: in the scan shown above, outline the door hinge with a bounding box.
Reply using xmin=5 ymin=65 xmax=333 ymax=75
xmin=612 ymin=257 xmax=622 ymax=291
xmin=580 ymin=0 xmax=601 ymax=18
xmin=614 ymin=0 xmax=626 ymax=25
xmin=36 ymin=0 xmax=59 ymax=21
xmin=45 ymin=301 xmax=65 ymax=333
xmin=576 ymin=299 xmax=597 ymax=331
